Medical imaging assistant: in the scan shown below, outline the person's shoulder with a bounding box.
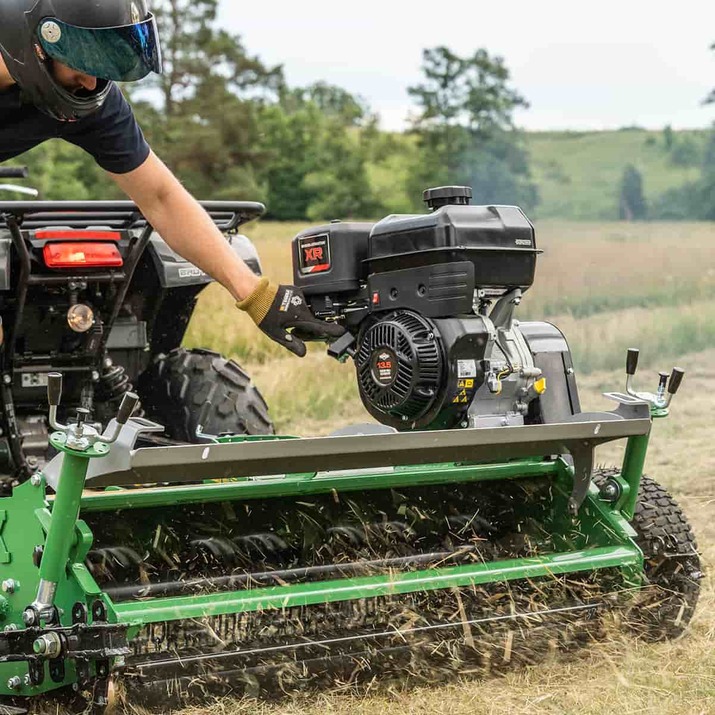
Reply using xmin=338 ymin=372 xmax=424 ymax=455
xmin=93 ymin=82 xmax=133 ymax=119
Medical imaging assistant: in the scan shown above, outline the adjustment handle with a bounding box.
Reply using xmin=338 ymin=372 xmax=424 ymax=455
xmin=626 ymin=348 xmax=639 ymax=376
xmin=47 ymin=373 xmax=62 ymax=407
xmin=0 ymin=167 xmax=28 ymax=179
xmin=668 ymin=368 xmax=685 ymax=395
xmin=116 ymin=392 xmax=139 ymax=425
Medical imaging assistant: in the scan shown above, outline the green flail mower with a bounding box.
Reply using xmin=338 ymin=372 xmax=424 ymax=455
xmin=0 ymin=186 xmax=702 ymax=713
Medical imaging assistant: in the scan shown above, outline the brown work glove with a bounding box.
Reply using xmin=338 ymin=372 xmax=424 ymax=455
xmin=237 ymin=278 xmax=345 ymax=358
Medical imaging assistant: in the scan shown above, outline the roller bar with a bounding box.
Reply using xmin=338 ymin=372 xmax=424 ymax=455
xmin=87 ymin=411 xmax=651 ymax=488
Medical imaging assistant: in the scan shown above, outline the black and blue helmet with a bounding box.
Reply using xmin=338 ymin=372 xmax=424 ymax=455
xmin=0 ymin=0 xmax=163 ymax=121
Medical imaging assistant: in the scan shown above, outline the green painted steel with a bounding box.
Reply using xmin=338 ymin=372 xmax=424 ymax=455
xmin=620 ymin=433 xmax=651 ymax=520
xmin=76 ymin=459 xmax=559 ymax=512
xmin=38 ymin=453 xmax=91 ymax=586
xmin=113 ymin=544 xmax=642 ymax=625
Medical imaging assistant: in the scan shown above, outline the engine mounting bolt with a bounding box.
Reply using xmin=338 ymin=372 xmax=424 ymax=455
xmin=2 ymin=579 xmax=18 ymax=594
xmin=7 ymin=676 xmax=21 ymax=690
xmin=30 ymin=473 xmax=42 ymax=487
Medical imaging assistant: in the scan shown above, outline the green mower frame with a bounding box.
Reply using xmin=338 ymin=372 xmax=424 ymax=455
xmin=0 ymin=365 xmax=683 ymax=710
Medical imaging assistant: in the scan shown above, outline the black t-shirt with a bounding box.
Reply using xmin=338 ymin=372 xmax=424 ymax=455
xmin=0 ymin=82 xmax=150 ymax=174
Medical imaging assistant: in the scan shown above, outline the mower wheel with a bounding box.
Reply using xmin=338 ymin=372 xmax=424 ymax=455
xmin=137 ymin=347 xmax=274 ymax=441
xmin=594 ymin=468 xmax=701 ymax=640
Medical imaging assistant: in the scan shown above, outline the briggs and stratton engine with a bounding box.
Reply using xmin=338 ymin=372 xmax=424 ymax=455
xmin=292 ymin=186 xmax=580 ymax=430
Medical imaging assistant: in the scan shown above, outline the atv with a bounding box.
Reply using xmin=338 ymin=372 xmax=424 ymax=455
xmin=0 ymin=166 xmax=272 ymax=485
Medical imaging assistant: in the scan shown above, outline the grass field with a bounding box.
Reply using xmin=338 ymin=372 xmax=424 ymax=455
xmin=175 ymin=219 xmax=715 ymax=715
xmin=525 ymin=129 xmax=709 ymax=221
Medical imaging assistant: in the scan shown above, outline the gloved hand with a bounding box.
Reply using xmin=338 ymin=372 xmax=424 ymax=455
xmin=237 ymin=277 xmax=345 ymax=357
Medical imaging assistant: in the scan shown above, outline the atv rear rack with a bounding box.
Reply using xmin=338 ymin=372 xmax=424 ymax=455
xmin=0 ymin=200 xmax=265 ymax=232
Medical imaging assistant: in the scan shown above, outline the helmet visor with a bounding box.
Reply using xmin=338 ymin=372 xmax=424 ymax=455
xmin=37 ymin=14 xmax=162 ymax=82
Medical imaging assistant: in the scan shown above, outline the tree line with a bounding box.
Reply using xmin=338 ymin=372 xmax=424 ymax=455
xmin=5 ymin=0 xmax=536 ymax=220
xmin=5 ymin=2 xmax=715 ymax=223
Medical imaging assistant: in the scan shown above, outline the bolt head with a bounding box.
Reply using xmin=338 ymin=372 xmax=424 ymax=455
xmin=91 ymin=371 xmax=100 ymax=382
xmin=30 ymin=473 xmax=42 ymax=487
xmin=7 ymin=676 xmax=21 ymax=690
xmin=2 ymin=375 xmax=11 ymax=385
xmin=1 ymin=579 xmax=15 ymax=594
xmin=32 ymin=638 xmax=45 ymax=655
xmin=22 ymin=609 xmax=36 ymax=626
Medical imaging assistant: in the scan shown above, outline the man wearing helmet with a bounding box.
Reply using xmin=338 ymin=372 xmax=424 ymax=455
xmin=0 ymin=0 xmax=343 ymax=357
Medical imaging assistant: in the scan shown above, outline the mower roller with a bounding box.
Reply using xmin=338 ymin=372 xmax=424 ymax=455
xmin=0 ymin=186 xmax=701 ymax=713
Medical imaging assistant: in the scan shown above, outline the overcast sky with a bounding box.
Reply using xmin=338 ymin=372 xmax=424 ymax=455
xmin=217 ymin=0 xmax=715 ymax=132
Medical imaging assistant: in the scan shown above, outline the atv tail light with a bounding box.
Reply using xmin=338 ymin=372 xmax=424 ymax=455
xmin=36 ymin=230 xmax=121 ymax=241
xmin=43 ymin=243 xmax=123 ymax=269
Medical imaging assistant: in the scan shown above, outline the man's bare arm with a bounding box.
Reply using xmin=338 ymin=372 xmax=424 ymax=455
xmin=109 ymin=151 xmax=260 ymax=301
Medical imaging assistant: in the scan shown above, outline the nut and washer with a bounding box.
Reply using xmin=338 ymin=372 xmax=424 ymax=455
xmin=1 ymin=579 xmax=18 ymax=594
xmin=30 ymin=473 xmax=43 ymax=487
xmin=6 ymin=675 xmax=21 ymax=690
xmin=33 ymin=632 xmax=62 ymax=659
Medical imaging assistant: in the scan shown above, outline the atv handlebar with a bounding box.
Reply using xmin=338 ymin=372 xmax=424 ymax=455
xmin=0 ymin=167 xmax=29 ymax=179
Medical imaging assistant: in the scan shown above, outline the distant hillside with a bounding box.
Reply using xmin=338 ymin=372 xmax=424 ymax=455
xmin=524 ymin=128 xmax=709 ymax=220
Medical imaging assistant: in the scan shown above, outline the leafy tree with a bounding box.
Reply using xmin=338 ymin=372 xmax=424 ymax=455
xmin=258 ymin=84 xmax=379 ymax=220
xmin=137 ymin=0 xmax=283 ymax=199
xmin=619 ymin=164 xmax=647 ymax=220
xmin=662 ymin=124 xmax=674 ymax=151
xmin=407 ymin=46 xmax=537 ymax=211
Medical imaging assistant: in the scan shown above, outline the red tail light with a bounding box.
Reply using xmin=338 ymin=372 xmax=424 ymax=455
xmin=43 ymin=243 xmax=123 ymax=269
xmin=36 ymin=230 xmax=121 ymax=241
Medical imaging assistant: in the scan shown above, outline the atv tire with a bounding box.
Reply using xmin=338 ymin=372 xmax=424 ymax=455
xmin=594 ymin=468 xmax=701 ymax=640
xmin=138 ymin=348 xmax=274 ymax=441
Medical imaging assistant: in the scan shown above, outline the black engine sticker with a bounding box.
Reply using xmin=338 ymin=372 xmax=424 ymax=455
xmin=298 ymin=233 xmax=331 ymax=275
